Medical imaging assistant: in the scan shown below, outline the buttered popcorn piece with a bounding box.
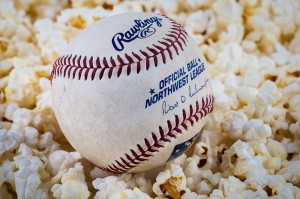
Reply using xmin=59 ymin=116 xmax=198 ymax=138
xmin=52 ymin=165 xmax=90 ymax=199
xmin=153 ymin=165 xmax=188 ymax=199
xmin=5 ymin=67 xmax=40 ymax=108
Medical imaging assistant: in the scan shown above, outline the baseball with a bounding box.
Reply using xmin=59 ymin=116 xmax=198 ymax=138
xmin=51 ymin=12 xmax=214 ymax=174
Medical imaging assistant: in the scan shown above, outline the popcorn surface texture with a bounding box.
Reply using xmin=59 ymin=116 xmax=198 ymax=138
xmin=0 ymin=0 xmax=300 ymax=198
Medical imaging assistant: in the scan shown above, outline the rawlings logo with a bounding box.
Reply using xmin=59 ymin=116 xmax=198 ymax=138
xmin=112 ymin=17 xmax=163 ymax=51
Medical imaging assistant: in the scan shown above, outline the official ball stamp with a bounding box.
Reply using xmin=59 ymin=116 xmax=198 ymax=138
xmin=51 ymin=12 xmax=214 ymax=173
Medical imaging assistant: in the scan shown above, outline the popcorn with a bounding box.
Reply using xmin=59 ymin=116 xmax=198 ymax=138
xmin=276 ymin=183 xmax=300 ymax=198
xmin=153 ymin=165 xmax=188 ymax=199
xmin=260 ymin=81 xmax=283 ymax=105
xmin=219 ymin=176 xmax=246 ymax=197
xmin=34 ymin=19 xmax=69 ymax=64
xmin=244 ymin=174 xmax=300 ymax=198
xmin=0 ymin=129 xmax=24 ymax=158
xmin=15 ymin=0 xmax=68 ymax=19
xmin=290 ymin=120 xmax=300 ymax=136
xmin=209 ymin=189 xmax=224 ymax=198
xmin=36 ymin=78 xmax=52 ymax=109
xmin=271 ymin=43 xmax=293 ymax=67
xmin=0 ymin=160 xmax=15 ymax=189
xmin=220 ymin=140 xmax=266 ymax=178
xmin=282 ymin=83 xmax=300 ymax=98
xmin=245 ymin=174 xmax=285 ymax=190
xmin=266 ymin=139 xmax=287 ymax=160
xmin=271 ymin=0 xmax=297 ymax=35
xmin=110 ymin=187 xmax=151 ymax=199
xmin=236 ymin=87 xmax=258 ymax=105
xmin=183 ymin=152 xmax=221 ymax=195
xmin=241 ymin=186 xmax=268 ymax=199
xmin=219 ymin=24 xmax=244 ymax=44
xmin=93 ymin=176 xmax=127 ymax=199
xmin=185 ymin=11 xmax=210 ymax=35
xmin=289 ymin=29 xmax=300 ymax=53
xmin=47 ymin=150 xmax=82 ymax=175
xmin=181 ymin=190 xmax=207 ymax=199
xmin=0 ymin=0 xmax=299 ymax=198
xmin=4 ymin=103 xmax=19 ymax=121
xmin=290 ymin=94 xmax=300 ymax=112
xmin=172 ymin=153 xmax=187 ymax=166
xmin=118 ymin=173 xmax=153 ymax=196
xmin=212 ymin=0 xmax=243 ymax=29
xmin=23 ymin=126 xmax=39 ymax=148
xmin=222 ymin=111 xmax=248 ymax=139
xmin=278 ymin=160 xmax=300 ymax=185
xmin=241 ymin=40 xmax=256 ymax=52
xmin=5 ymin=68 xmax=40 ymax=108
xmin=0 ymin=60 xmax=13 ymax=78
xmin=153 ymin=0 xmax=178 ymax=14
xmin=52 ymin=164 xmax=90 ymax=199
xmin=11 ymin=108 xmax=33 ymax=127
xmin=38 ymin=132 xmax=60 ymax=154
xmin=13 ymin=144 xmax=49 ymax=199
xmin=31 ymin=107 xmax=62 ymax=139
xmin=243 ymin=119 xmax=272 ymax=142
xmin=242 ymin=70 xmax=262 ymax=88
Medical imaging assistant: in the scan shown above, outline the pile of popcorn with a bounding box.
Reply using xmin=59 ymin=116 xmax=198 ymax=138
xmin=0 ymin=0 xmax=300 ymax=198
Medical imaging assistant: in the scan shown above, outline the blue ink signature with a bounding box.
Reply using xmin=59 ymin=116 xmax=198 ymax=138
xmin=189 ymin=78 xmax=209 ymax=98
xmin=112 ymin=17 xmax=162 ymax=51
xmin=162 ymin=96 xmax=186 ymax=115
xmin=162 ymin=100 xmax=179 ymax=115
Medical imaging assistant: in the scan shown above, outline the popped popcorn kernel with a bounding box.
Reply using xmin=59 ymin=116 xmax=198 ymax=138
xmin=51 ymin=165 xmax=90 ymax=199
xmin=153 ymin=166 xmax=188 ymax=199
xmin=67 ymin=15 xmax=87 ymax=29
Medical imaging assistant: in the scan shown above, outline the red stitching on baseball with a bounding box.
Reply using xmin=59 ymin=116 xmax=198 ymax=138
xmin=110 ymin=57 xmax=116 ymax=67
xmin=89 ymin=57 xmax=94 ymax=68
xmin=100 ymin=95 xmax=214 ymax=174
xmin=51 ymin=17 xmax=188 ymax=81
xmin=103 ymin=57 xmax=109 ymax=68
xmin=96 ymin=57 xmax=101 ymax=68
xmin=139 ymin=50 xmax=151 ymax=70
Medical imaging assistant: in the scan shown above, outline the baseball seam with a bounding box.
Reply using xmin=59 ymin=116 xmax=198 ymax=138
xmin=51 ymin=17 xmax=188 ymax=81
xmin=101 ymin=95 xmax=214 ymax=174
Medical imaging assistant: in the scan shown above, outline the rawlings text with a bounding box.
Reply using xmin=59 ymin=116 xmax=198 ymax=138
xmin=112 ymin=17 xmax=163 ymax=51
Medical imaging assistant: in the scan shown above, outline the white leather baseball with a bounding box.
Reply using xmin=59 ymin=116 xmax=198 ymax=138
xmin=51 ymin=12 xmax=214 ymax=173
